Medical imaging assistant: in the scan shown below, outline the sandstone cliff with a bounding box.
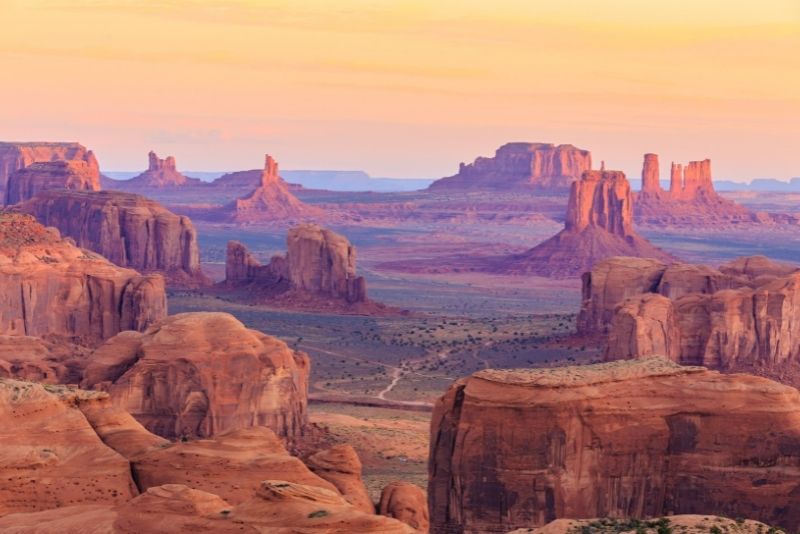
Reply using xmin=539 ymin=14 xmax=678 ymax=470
xmin=428 ymin=142 xmax=591 ymax=191
xmin=429 ymin=358 xmax=800 ymax=533
xmin=82 ymin=312 xmax=310 ymax=441
xmin=115 ymin=151 xmax=203 ymax=189
xmin=634 ymin=155 xmax=758 ymax=225
xmin=597 ymin=256 xmax=800 ymax=387
xmin=222 ymin=224 xmax=385 ymax=313
xmin=491 ymin=169 xmax=673 ymax=277
xmin=225 ymin=155 xmax=324 ymax=223
xmin=0 ymin=142 xmax=99 ymax=206
xmin=18 ymin=189 xmax=209 ymax=287
xmin=0 ymin=213 xmax=166 ymax=343
xmin=5 ymin=160 xmax=100 ymax=205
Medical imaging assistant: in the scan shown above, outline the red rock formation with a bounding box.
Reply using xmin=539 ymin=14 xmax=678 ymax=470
xmin=225 ymin=155 xmax=324 ymax=223
xmin=5 ymin=160 xmax=100 ymax=205
xmin=119 ymin=151 xmax=203 ymax=188
xmin=306 ymin=445 xmax=374 ymax=513
xmin=428 ymin=142 xmax=592 ymax=191
xmin=133 ymin=427 xmax=336 ymax=504
xmin=0 ymin=335 xmax=90 ymax=384
xmin=222 ymin=224 xmax=387 ymax=313
xmin=0 ymin=141 xmax=98 ymax=206
xmin=428 ymin=358 xmax=800 ymax=533
xmin=635 ymin=156 xmax=757 ymax=225
xmin=379 ymin=482 xmax=429 ymax=533
xmin=0 ymin=213 xmax=166 ymax=343
xmin=18 ymin=189 xmax=209 ymax=288
xmin=492 ymin=170 xmax=673 ymax=277
xmin=82 ymin=312 xmax=310 ymax=441
xmin=0 ymin=379 xmax=138 ymax=516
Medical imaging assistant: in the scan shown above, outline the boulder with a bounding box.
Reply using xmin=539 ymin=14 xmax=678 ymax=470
xmin=306 ymin=445 xmax=374 ymax=513
xmin=379 ymin=482 xmax=429 ymax=533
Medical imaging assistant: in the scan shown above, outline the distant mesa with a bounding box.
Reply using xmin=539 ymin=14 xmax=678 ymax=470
xmin=16 ymin=189 xmax=210 ymax=288
xmin=429 ymin=357 xmax=800 ymax=533
xmin=0 ymin=212 xmax=166 ymax=344
xmin=428 ymin=142 xmax=591 ymax=192
xmin=223 ymin=155 xmax=324 ymax=223
xmin=5 ymin=160 xmax=100 ymax=205
xmin=0 ymin=141 xmax=99 ymax=205
xmin=635 ymin=153 xmax=760 ymax=224
xmin=110 ymin=151 xmax=204 ymax=189
xmin=222 ymin=223 xmax=398 ymax=314
xmin=490 ymin=168 xmax=673 ymax=277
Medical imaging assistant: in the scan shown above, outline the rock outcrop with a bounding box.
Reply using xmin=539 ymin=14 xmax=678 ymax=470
xmin=82 ymin=312 xmax=310 ymax=441
xmin=0 ymin=335 xmax=90 ymax=384
xmin=18 ymin=189 xmax=209 ymax=287
xmin=379 ymin=482 xmax=429 ymax=533
xmin=0 ymin=379 xmax=138 ymax=516
xmin=428 ymin=358 xmax=800 ymax=533
xmin=225 ymin=155 xmax=323 ymax=223
xmin=306 ymin=445 xmax=374 ymax=513
xmin=596 ymin=256 xmax=800 ymax=387
xmin=117 ymin=151 xmax=203 ymax=189
xmin=222 ymin=224 xmax=386 ymax=312
xmin=0 ymin=213 xmax=166 ymax=343
xmin=6 ymin=160 xmax=101 ymax=205
xmin=428 ymin=142 xmax=591 ymax=191
xmin=518 ymin=516 xmax=788 ymax=534
xmin=491 ymin=170 xmax=673 ymax=277
xmin=634 ymin=155 xmax=758 ymax=225
xmin=0 ymin=142 xmax=98 ymax=206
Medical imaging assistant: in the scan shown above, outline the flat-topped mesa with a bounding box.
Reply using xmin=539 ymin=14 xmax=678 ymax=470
xmin=0 ymin=212 xmax=166 ymax=344
xmin=16 ymin=189 xmax=209 ymax=288
xmin=640 ymin=153 xmax=662 ymax=195
xmin=428 ymin=142 xmax=592 ymax=191
xmin=226 ymin=154 xmax=324 ymax=223
xmin=0 ymin=142 xmax=99 ymax=205
xmin=490 ymin=168 xmax=672 ymax=277
xmin=5 ymin=160 xmax=101 ymax=205
xmin=428 ymin=358 xmax=800 ymax=533
xmin=119 ymin=151 xmax=203 ymax=189
xmin=223 ymin=224 xmax=368 ymax=305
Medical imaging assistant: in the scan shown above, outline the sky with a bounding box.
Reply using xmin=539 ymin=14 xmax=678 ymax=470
xmin=0 ymin=0 xmax=798 ymax=181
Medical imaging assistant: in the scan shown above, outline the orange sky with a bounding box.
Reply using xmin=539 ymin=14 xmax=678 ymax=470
xmin=1 ymin=0 xmax=798 ymax=180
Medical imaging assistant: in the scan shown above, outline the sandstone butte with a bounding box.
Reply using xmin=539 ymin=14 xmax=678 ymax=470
xmin=222 ymin=223 xmax=398 ymax=315
xmin=490 ymin=169 xmax=673 ymax=277
xmin=224 ymin=154 xmax=324 ymax=223
xmin=634 ymin=154 xmax=760 ymax=225
xmin=5 ymin=160 xmax=101 ymax=205
xmin=17 ymin=189 xmax=210 ymax=288
xmin=0 ymin=377 xmax=420 ymax=532
xmin=0 ymin=212 xmax=166 ymax=344
xmin=112 ymin=151 xmax=204 ymax=189
xmin=0 ymin=141 xmax=99 ymax=206
xmin=428 ymin=142 xmax=592 ymax=192
xmin=81 ymin=311 xmax=310 ymax=441
xmin=579 ymin=255 xmax=800 ymax=388
xmin=428 ymin=358 xmax=800 ymax=533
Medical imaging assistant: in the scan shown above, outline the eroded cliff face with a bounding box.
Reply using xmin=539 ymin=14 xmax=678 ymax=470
xmin=0 ymin=213 xmax=166 ymax=343
xmin=223 ymin=223 xmax=369 ymax=305
xmin=428 ymin=358 xmax=800 ymax=533
xmin=18 ymin=189 xmax=208 ymax=288
xmin=0 ymin=142 xmax=99 ymax=205
xmin=429 ymin=142 xmax=592 ymax=191
xmin=492 ymin=170 xmax=672 ymax=277
xmin=5 ymin=160 xmax=100 ymax=205
xmin=81 ymin=312 xmax=310 ymax=441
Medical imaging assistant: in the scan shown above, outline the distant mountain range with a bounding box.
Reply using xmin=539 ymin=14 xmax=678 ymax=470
xmin=104 ymin=170 xmax=433 ymax=192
